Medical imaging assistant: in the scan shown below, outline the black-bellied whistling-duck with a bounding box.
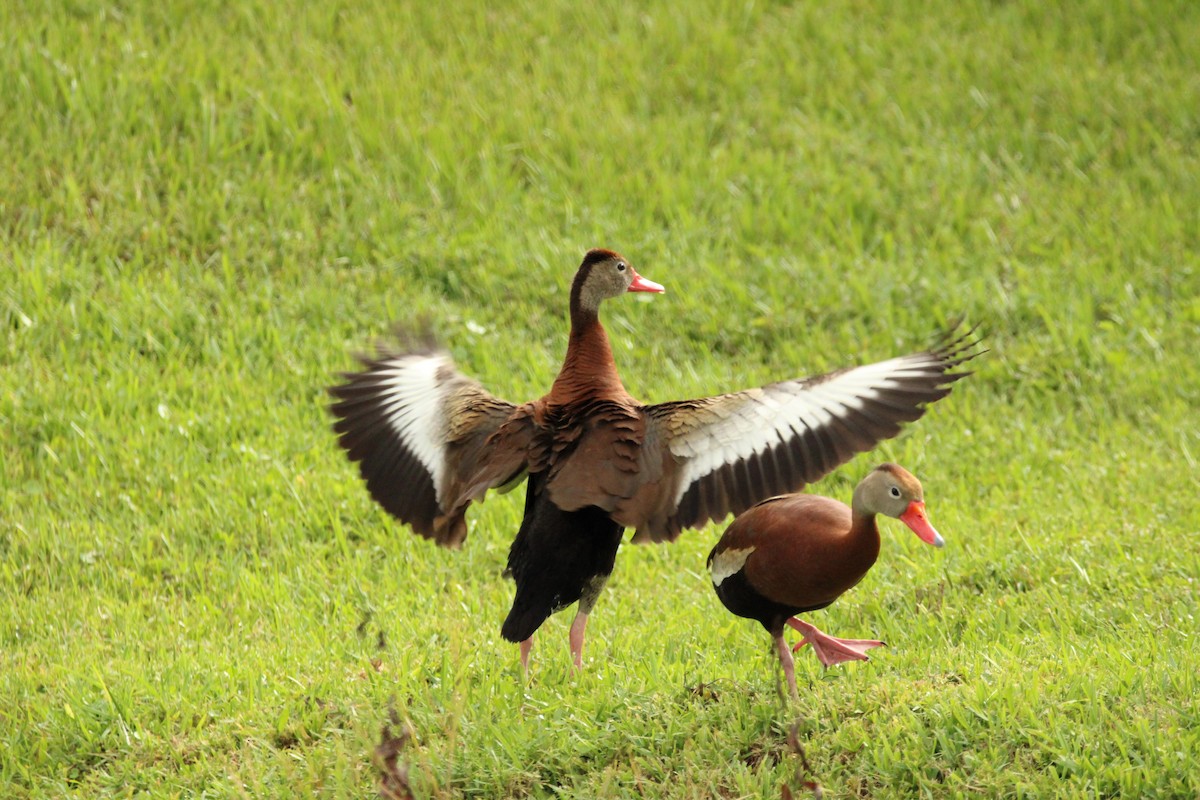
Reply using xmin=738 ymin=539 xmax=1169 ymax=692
xmin=708 ymin=463 xmax=942 ymax=699
xmin=329 ymin=249 xmax=976 ymax=674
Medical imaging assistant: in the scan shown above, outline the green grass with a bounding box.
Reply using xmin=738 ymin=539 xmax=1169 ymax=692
xmin=2 ymin=0 xmax=1199 ymax=796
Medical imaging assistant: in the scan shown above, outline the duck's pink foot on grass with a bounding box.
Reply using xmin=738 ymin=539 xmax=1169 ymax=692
xmin=787 ymin=618 xmax=885 ymax=668
xmin=569 ymin=611 xmax=589 ymax=671
xmin=519 ymin=637 xmax=533 ymax=677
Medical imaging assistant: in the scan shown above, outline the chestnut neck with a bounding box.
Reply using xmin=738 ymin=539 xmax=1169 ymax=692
xmin=547 ymin=306 xmax=631 ymax=405
xmin=843 ymin=508 xmax=883 ymax=577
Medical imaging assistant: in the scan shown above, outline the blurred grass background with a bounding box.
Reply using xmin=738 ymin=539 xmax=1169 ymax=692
xmin=2 ymin=0 xmax=1198 ymax=797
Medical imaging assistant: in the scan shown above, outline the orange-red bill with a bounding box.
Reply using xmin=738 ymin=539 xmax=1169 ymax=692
xmin=899 ymin=500 xmax=944 ymax=548
xmin=627 ymin=269 xmax=665 ymax=293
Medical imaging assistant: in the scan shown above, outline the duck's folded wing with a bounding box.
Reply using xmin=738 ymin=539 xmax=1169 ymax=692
xmin=328 ymin=341 xmax=524 ymax=548
xmin=619 ymin=329 xmax=982 ymax=542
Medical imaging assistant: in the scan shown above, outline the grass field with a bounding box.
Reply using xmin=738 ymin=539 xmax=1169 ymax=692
xmin=3 ymin=0 xmax=1199 ymax=797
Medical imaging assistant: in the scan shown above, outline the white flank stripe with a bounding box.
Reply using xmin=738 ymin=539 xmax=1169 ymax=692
xmin=710 ymin=546 xmax=756 ymax=586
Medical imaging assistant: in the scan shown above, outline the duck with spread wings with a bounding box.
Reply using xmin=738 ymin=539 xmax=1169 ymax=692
xmin=329 ymin=249 xmax=979 ymax=673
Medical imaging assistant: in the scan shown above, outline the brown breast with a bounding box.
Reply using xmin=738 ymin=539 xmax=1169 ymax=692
xmin=725 ymin=494 xmax=882 ymax=610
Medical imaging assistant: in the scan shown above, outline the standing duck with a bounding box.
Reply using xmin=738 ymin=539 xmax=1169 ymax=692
xmin=708 ymin=464 xmax=942 ymax=699
xmin=329 ymin=249 xmax=976 ymax=673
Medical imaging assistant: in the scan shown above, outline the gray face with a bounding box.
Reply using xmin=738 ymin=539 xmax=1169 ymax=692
xmin=860 ymin=465 xmax=925 ymax=518
xmin=577 ymin=256 xmax=635 ymax=312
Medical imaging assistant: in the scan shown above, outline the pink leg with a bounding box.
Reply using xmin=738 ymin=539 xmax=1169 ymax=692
xmin=786 ymin=618 xmax=885 ymax=668
xmin=775 ymin=633 xmax=799 ymax=700
xmin=519 ymin=637 xmax=533 ymax=677
xmin=569 ymin=611 xmax=588 ymax=670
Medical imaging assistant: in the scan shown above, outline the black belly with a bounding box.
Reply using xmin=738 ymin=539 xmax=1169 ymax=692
xmin=500 ymin=475 xmax=624 ymax=643
xmin=712 ymin=567 xmax=833 ymax=636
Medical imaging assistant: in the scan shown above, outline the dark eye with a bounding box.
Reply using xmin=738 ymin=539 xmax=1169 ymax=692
xmin=617 ymin=262 xmax=627 ymax=272
xmin=889 ymin=486 xmax=901 ymax=498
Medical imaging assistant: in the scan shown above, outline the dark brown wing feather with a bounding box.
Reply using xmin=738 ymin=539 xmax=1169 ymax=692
xmin=621 ymin=327 xmax=982 ymax=542
xmin=328 ymin=334 xmax=523 ymax=548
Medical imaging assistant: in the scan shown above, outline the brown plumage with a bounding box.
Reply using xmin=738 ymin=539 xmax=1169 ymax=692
xmin=329 ymin=249 xmax=979 ymax=673
xmin=708 ymin=464 xmax=943 ymax=699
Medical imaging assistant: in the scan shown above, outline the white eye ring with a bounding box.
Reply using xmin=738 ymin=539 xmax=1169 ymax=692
xmin=889 ymin=486 xmax=901 ymax=498
xmin=617 ymin=262 xmax=627 ymax=272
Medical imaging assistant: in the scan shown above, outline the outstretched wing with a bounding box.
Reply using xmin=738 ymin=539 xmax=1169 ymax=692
xmin=619 ymin=328 xmax=982 ymax=542
xmin=328 ymin=333 xmax=526 ymax=548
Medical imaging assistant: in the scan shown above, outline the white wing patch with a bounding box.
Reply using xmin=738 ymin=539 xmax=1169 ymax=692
xmin=375 ymin=354 xmax=450 ymax=503
xmin=710 ymin=546 xmax=756 ymax=587
xmin=671 ymin=354 xmax=944 ymax=506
